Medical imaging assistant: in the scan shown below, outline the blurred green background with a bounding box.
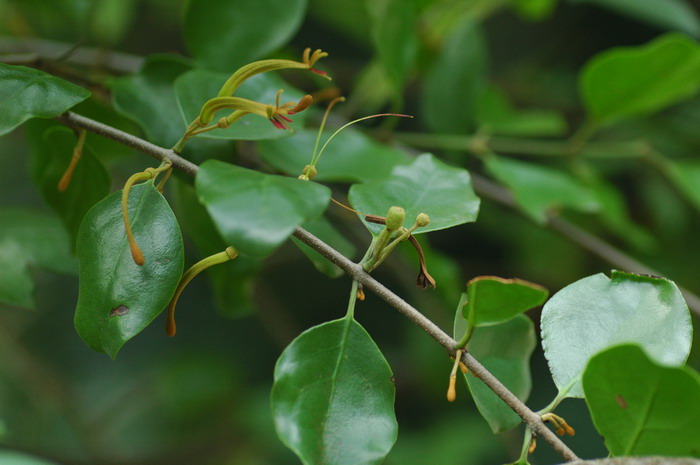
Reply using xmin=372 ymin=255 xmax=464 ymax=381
xmin=1 ymin=0 xmax=699 ymax=464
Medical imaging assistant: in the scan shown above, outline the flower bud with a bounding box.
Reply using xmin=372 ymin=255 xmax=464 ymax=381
xmin=416 ymin=212 xmax=430 ymax=228
xmin=385 ymin=206 xmax=405 ymax=232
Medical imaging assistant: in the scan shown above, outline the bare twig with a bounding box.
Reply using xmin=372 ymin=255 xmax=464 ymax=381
xmin=55 ymin=111 xmax=580 ymax=462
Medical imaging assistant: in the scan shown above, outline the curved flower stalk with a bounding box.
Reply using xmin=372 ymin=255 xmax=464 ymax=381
xmin=173 ymin=48 xmax=329 ymax=153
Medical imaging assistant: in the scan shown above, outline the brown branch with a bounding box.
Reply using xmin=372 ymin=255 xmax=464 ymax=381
xmin=55 ymin=111 xmax=580 ymax=462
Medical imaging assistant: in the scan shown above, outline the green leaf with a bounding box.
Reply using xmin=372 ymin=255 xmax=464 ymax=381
xmin=0 ymin=208 xmax=76 ymax=309
xmin=541 ymin=271 xmax=692 ymax=398
xmin=258 ymin=128 xmax=411 ymax=182
xmin=184 ymin=0 xmax=308 ymax=72
xmin=366 ymin=0 xmax=418 ymax=89
xmin=74 ymin=181 xmax=184 ymax=358
xmin=196 ymin=160 xmax=330 ymax=257
xmin=421 ymin=19 xmax=488 ymax=133
xmin=174 ymin=69 xmax=307 ymax=140
xmin=454 ymin=315 xmax=536 ymax=432
xmin=583 ymin=344 xmax=700 ymax=457
xmin=0 ymin=64 xmax=90 ymax=136
xmin=462 ymin=276 xmax=548 ymax=327
xmin=349 ymin=154 xmax=480 ymax=235
xmin=271 ymin=316 xmax=398 ymax=465
xmin=0 ymin=450 xmax=61 ymax=465
xmin=476 ymin=86 xmax=567 ymax=137
xmin=484 ymin=155 xmax=599 ymax=224
xmin=508 ymin=0 xmax=557 ymax=20
xmin=580 ymin=33 xmax=700 ymax=125
xmin=111 ymin=54 xmax=194 ymax=147
xmin=663 ymin=159 xmax=700 ymax=214
xmin=173 ymin=179 xmax=259 ymax=317
xmin=292 ymin=217 xmax=356 ymax=278
xmin=568 ymin=0 xmax=700 ymax=37
xmin=29 ymin=126 xmax=110 ymax=248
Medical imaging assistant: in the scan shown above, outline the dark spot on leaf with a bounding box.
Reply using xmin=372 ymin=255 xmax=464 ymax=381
xmin=615 ymin=394 xmax=628 ymax=408
xmin=110 ymin=305 xmax=129 ymax=317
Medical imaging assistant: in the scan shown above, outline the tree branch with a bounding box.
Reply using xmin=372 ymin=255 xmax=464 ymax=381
xmin=56 ymin=110 xmax=580 ymax=462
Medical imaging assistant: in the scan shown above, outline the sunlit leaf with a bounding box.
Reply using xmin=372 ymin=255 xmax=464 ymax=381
xmin=196 ymin=160 xmax=330 ymax=257
xmin=74 ymin=181 xmax=184 ymax=358
xmin=349 ymin=154 xmax=480 ymax=235
xmin=541 ymin=271 xmax=692 ymax=398
xmin=271 ymin=316 xmax=397 ymax=465
xmin=583 ymin=344 xmax=700 ymax=457
xmin=0 ymin=64 xmax=90 ymax=137
xmin=580 ymin=33 xmax=700 ymax=124
xmin=184 ymin=0 xmax=308 ymax=72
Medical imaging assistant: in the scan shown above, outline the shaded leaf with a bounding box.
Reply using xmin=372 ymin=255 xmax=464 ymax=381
xmin=0 ymin=208 xmax=76 ymax=309
xmin=421 ymin=19 xmax=488 ymax=133
xmin=258 ymin=128 xmax=411 ymax=182
xmin=583 ymin=344 xmax=700 ymax=457
xmin=484 ymin=155 xmax=599 ymax=224
xmin=663 ymin=159 xmax=700 ymax=214
xmin=74 ymin=182 xmax=184 ymax=358
xmin=454 ymin=314 xmax=536 ymax=432
xmin=476 ymin=86 xmax=567 ymax=136
xmin=29 ymin=126 xmax=110 ymax=248
xmin=174 ymin=69 xmax=307 ymax=141
xmin=0 ymin=450 xmax=62 ymax=465
xmin=111 ymin=54 xmax=194 ymax=147
xmin=173 ymin=179 xmax=259 ymax=317
xmin=541 ymin=271 xmax=692 ymax=398
xmin=366 ymin=0 xmax=418 ymax=89
xmin=271 ymin=316 xmax=397 ymax=465
xmin=196 ymin=160 xmax=330 ymax=257
xmin=292 ymin=217 xmax=356 ymax=278
xmin=508 ymin=0 xmax=558 ymax=20
xmin=349 ymin=154 xmax=480 ymax=235
xmin=184 ymin=0 xmax=308 ymax=72
xmin=580 ymin=33 xmax=700 ymax=125
xmin=568 ymin=0 xmax=700 ymax=37
xmin=0 ymin=64 xmax=90 ymax=137
xmin=462 ymin=276 xmax=548 ymax=326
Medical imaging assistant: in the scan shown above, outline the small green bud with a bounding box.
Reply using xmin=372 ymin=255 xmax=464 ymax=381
xmin=416 ymin=212 xmax=430 ymax=228
xmin=385 ymin=206 xmax=405 ymax=232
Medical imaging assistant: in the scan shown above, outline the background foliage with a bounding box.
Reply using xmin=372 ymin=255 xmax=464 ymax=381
xmin=1 ymin=0 xmax=699 ymax=464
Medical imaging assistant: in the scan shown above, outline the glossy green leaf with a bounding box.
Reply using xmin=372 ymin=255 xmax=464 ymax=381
xmin=111 ymin=54 xmax=194 ymax=147
xmin=173 ymin=179 xmax=259 ymax=317
xmin=484 ymin=155 xmax=599 ymax=224
xmin=541 ymin=271 xmax=692 ymax=398
xmin=74 ymin=181 xmax=184 ymax=358
xmin=184 ymin=0 xmax=308 ymax=72
xmin=0 ymin=208 xmax=76 ymax=309
xmin=568 ymin=0 xmax=700 ymax=37
xmin=421 ymin=19 xmax=487 ymax=133
xmin=462 ymin=276 xmax=548 ymax=327
xmin=292 ymin=217 xmax=356 ymax=278
xmin=258 ymin=128 xmax=411 ymax=182
xmin=366 ymin=0 xmax=418 ymax=89
xmin=0 ymin=64 xmax=90 ymax=136
xmin=476 ymin=86 xmax=567 ymax=136
xmin=454 ymin=315 xmax=536 ymax=432
xmin=584 ymin=344 xmax=700 ymax=457
xmin=580 ymin=33 xmax=700 ymax=125
xmin=349 ymin=154 xmax=480 ymax=235
xmin=271 ymin=316 xmax=397 ymax=465
xmin=29 ymin=126 xmax=110 ymax=248
xmin=196 ymin=160 xmax=330 ymax=257
xmin=174 ymin=69 xmax=306 ymax=140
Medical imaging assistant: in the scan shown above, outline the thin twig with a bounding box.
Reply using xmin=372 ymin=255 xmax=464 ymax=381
xmin=55 ymin=111 xmax=580 ymax=462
